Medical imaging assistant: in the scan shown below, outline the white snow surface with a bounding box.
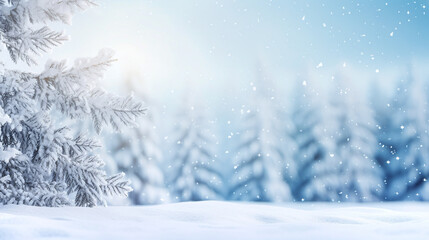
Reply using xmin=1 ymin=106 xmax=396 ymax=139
xmin=1 ymin=201 xmax=428 ymax=239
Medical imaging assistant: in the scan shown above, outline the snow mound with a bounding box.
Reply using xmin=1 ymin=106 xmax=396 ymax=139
xmin=1 ymin=201 xmax=428 ymax=239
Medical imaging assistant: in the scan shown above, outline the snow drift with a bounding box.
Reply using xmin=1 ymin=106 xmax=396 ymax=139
xmin=1 ymin=201 xmax=428 ymax=240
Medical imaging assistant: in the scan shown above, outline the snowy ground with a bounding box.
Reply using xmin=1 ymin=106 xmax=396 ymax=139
xmin=1 ymin=201 xmax=428 ymax=240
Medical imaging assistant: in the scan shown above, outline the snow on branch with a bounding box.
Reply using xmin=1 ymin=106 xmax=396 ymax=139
xmin=4 ymin=26 xmax=68 ymax=65
xmin=89 ymin=90 xmax=146 ymax=134
xmin=0 ymin=0 xmax=94 ymax=65
xmin=33 ymin=50 xmax=147 ymax=133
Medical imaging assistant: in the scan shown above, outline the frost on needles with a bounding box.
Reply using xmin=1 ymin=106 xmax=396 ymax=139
xmin=0 ymin=0 xmax=145 ymax=206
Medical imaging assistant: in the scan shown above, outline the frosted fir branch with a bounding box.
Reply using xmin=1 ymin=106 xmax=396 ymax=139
xmin=30 ymin=0 xmax=96 ymax=24
xmin=35 ymin=63 xmax=90 ymax=116
xmin=16 ymin=115 xmax=99 ymax=178
xmin=29 ymin=189 xmax=70 ymax=206
xmin=0 ymin=105 xmax=12 ymax=125
xmin=3 ymin=55 xmax=144 ymax=142
xmin=37 ymin=0 xmax=96 ymax=24
xmin=89 ymin=90 xmax=146 ymax=134
xmin=0 ymin=146 xmax=21 ymax=163
xmin=38 ymin=49 xmax=116 ymax=92
xmin=0 ymin=0 xmax=94 ymax=65
xmin=0 ymin=71 xmax=37 ymax=129
xmin=71 ymin=49 xmax=116 ymax=82
xmin=65 ymin=154 xmax=106 ymax=206
xmin=64 ymin=154 xmax=132 ymax=207
xmin=25 ymin=182 xmax=70 ymax=206
xmin=101 ymin=172 xmax=132 ymax=197
xmin=43 ymin=127 xmax=99 ymax=159
xmin=4 ymin=27 xmax=68 ymax=65
xmin=4 ymin=0 xmax=95 ymax=24
xmin=32 ymin=50 xmax=145 ymax=133
xmin=54 ymin=91 xmax=91 ymax=118
xmin=68 ymin=134 xmax=100 ymax=156
xmin=35 ymin=85 xmax=146 ymax=134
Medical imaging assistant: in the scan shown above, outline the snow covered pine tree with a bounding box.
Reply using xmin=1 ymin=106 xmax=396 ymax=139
xmin=323 ymin=74 xmax=381 ymax=202
xmin=0 ymin=0 xmax=144 ymax=206
xmin=168 ymin=96 xmax=223 ymax=201
xmin=374 ymin=69 xmax=429 ymax=201
xmin=288 ymin=79 xmax=329 ymax=201
xmin=230 ymin=67 xmax=291 ymax=202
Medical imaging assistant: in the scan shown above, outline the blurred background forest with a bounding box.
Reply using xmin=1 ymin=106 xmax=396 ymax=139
xmin=3 ymin=0 xmax=429 ymax=204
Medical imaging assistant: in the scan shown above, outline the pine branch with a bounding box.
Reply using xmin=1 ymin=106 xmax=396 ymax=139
xmin=4 ymin=27 xmax=67 ymax=65
xmin=101 ymin=172 xmax=132 ymax=197
xmin=89 ymin=90 xmax=146 ymax=134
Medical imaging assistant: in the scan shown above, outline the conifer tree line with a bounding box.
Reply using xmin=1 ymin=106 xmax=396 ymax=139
xmin=110 ymin=66 xmax=429 ymax=204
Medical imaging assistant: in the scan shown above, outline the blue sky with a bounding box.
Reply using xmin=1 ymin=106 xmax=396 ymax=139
xmin=10 ymin=0 xmax=425 ymax=99
xmin=53 ymin=1 xmax=427 ymax=97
